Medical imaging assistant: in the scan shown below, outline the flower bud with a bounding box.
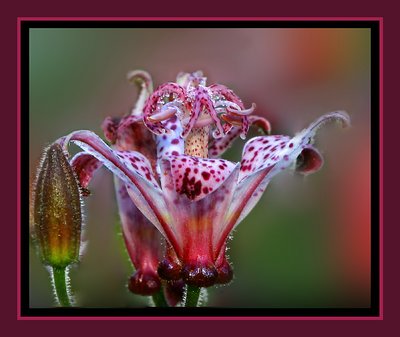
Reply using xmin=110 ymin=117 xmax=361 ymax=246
xmin=33 ymin=143 xmax=82 ymax=268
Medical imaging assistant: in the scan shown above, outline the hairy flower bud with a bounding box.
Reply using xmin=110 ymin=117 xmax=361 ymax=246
xmin=33 ymin=143 xmax=82 ymax=268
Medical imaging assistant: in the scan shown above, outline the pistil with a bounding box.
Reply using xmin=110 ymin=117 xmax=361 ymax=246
xmin=184 ymin=126 xmax=210 ymax=158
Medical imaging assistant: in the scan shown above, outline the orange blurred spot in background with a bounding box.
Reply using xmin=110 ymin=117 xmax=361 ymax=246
xmin=328 ymin=133 xmax=371 ymax=305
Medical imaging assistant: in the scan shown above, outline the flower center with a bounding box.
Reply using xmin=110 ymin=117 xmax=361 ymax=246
xmin=144 ymin=71 xmax=257 ymax=159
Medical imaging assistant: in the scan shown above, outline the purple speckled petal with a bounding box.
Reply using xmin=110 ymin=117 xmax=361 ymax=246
xmin=159 ymin=154 xmax=237 ymax=202
xmin=238 ymin=111 xmax=350 ymax=183
xmin=57 ymin=130 xmax=179 ymax=249
xmin=115 ymin=178 xmax=163 ymax=296
xmin=159 ymin=156 xmax=239 ymax=284
xmin=156 ymin=116 xmax=184 ymax=162
xmin=70 ymin=152 xmax=103 ymax=194
xmin=215 ymin=111 xmax=350 ymax=252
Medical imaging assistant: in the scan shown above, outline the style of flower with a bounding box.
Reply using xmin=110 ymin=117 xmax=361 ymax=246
xmin=56 ymin=70 xmax=350 ymax=289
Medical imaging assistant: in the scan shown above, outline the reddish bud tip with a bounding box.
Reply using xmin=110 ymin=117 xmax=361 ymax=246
xmin=128 ymin=270 xmax=161 ymax=296
xmin=216 ymin=260 xmax=233 ymax=285
xmin=181 ymin=263 xmax=218 ymax=288
xmin=158 ymin=258 xmax=182 ymax=281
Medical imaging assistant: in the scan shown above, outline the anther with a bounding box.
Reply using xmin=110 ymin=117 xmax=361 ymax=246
xmin=227 ymin=102 xmax=256 ymax=116
xmin=148 ymin=106 xmax=177 ymax=122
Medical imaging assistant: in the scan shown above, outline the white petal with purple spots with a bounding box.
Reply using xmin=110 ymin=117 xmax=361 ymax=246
xmin=156 ymin=116 xmax=184 ymax=160
xmin=115 ymin=151 xmax=159 ymax=189
xmin=222 ymin=111 xmax=350 ymax=238
xmin=238 ymin=135 xmax=294 ymax=182
xmin=58 ymin=130 xmax=172 ymax=241
xmin=160 ymin=154 xmax=237 ymax=202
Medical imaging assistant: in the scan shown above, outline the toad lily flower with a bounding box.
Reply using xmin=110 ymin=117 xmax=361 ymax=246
xmin=56 ymin=71 xmax=350 ymax=289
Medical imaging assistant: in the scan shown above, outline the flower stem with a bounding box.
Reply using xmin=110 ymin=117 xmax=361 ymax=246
xmin=152 ymin=288 xmax=168 ymax=307
xmin=184 ymin=285 xmax=201 ymax=307
xmin=52 ymin=266 xmax=72 ymax=307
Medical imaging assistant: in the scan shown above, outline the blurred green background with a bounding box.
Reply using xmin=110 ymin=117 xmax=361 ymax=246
xmin=29 ymin=28 xmax=371 ymax=308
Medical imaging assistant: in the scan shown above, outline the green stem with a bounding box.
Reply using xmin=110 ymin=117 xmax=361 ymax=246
xmin=152 ymin=288 xmax=168 ymax=307
xmin=52 ymin=266 xmax=72 ymax=307
xmin=184 ymin=285 xmax=201 ymax=307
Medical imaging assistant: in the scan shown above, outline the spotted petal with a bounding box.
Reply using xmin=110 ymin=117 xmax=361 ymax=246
xmin=160 ymin=154 xmax=237 ymax=202
xmin=115 ymin=178 xmax=162 ymax=295
xmin=218 ymin=111 xmax=350 ymax=249
xmin=156 ymin=116 xmax=184 ymax=161
xmin=56 ymin=130 xmax=178 ymax=248
xmin=70 ymin=152 xmax=103 ymax=191
xmin=159 ymin=156 xmax=239 ymax=276
xmin=237 ymin=111 xmax=350 ymax=183
xmin=69 ymin=146 xmax=164 ymax=294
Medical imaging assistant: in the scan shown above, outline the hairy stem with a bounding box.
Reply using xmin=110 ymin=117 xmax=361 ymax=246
xmin=52 ymin=266 xmax=72 ymax=307
xmin=184 ymin=285 xmax=201 ymax=307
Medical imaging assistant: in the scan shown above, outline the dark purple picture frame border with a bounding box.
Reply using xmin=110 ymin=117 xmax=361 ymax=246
xmin=3 ymin=1 xmax=395 ymax=333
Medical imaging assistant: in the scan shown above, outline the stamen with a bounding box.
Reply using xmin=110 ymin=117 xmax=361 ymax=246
xmin=249 ymin=115 xmax=272 ymax=135
xmin=212 ymin=129 xmax=224 ymax=139
xmin=149 ymin=106 xmax=178 ymax=122
xmin=227 ymin=102 xmax=256 ymax=116
xmin=194 ymin=117 xmax=214 ymax=128
xmin=143 ymin=82 xmax=186 ymax=135
xmin=221 ymin=114 xmax=243 ymax=127
xmin=182 ymin=115 xmax=215 ymax=128
xmin=127 ymin=69 xmax=153 ymax=91
xmin=143 ymin=74 xmax=258 ymax=157
xmin=127 ymin=70 xmax=153 ymax=117
xmin=215 ymin=107 xmax=228 ymax=114
xmin=215 ymin=101 xmax=242 ymax=111
xmin=181 ymin=86 xmax=225 ymax=139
